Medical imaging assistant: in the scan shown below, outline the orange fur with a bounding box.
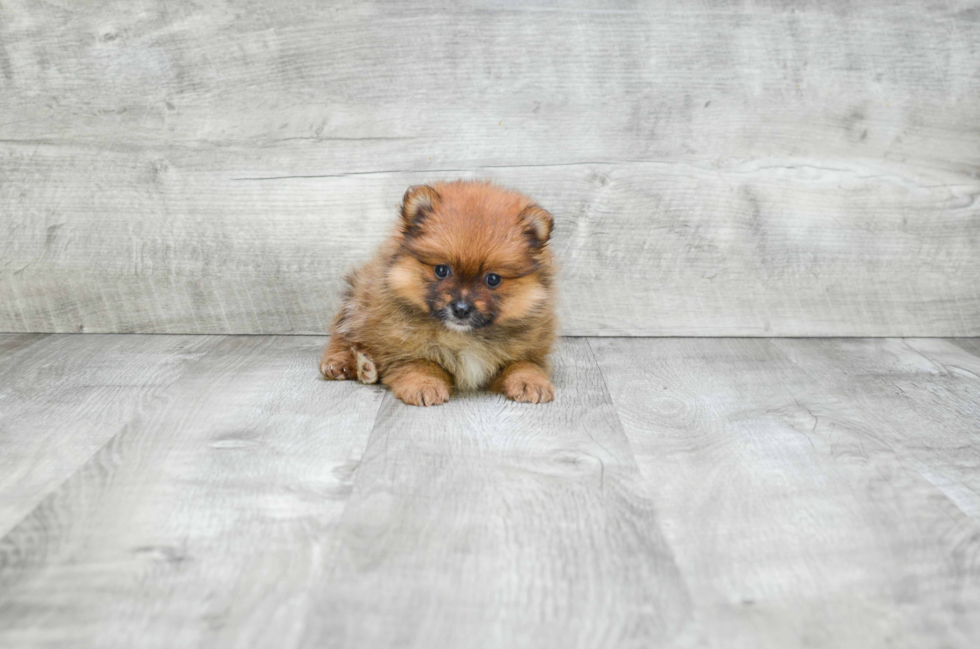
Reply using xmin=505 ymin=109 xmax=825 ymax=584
xmin=319 ymin=180 xmax=558 ymax=406
xmin=490 ymin=361 xmax=555 ymax=404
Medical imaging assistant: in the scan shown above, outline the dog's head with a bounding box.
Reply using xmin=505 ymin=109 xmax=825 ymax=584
xmin=386 ymin=180 xmax=555 ymax=332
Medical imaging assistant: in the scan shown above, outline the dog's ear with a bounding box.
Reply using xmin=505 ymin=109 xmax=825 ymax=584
xmin=518 ymin=204 xmax=554 ymax=246
xmin=400 ymin=185 xmax=441 ymax=236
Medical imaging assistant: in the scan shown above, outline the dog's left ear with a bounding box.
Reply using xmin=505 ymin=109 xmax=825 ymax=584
xmin=400 ymin=185 xmax=441 ymax=236
xmin=519 ymin=204 xmax=554 ymax=246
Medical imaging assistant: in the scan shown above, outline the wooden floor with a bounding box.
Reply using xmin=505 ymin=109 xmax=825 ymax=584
xmin=1 ymin=335 xmax=979 ymax=648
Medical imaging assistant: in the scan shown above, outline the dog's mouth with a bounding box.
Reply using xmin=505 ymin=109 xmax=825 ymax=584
xmin=443 ymin=319 xmax=473 ymax=332
xmin=437 ymin=308 xmax=492 ymax=332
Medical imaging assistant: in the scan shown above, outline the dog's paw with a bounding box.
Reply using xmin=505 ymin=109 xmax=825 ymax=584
xmin=354 ymin=349 xmax=378 ymax=384
xmin=500 ymin=371 xmax=555 ymax=404
xmin=320 ymin=348 xmax=356 ymax=381
xmin=391 ymin=377 xmax=451 ymax=407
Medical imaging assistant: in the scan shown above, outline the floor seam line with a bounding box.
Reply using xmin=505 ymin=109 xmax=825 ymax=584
xmin=0 ymin=335 xmax=228 ymax=543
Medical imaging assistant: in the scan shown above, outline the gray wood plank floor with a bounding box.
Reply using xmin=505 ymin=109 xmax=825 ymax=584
xmin=1 ymin=335 xmax=979 ymax=648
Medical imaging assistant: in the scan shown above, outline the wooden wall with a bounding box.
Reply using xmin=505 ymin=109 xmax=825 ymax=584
xmin=1 ymin=0 xmax=978 ymax=335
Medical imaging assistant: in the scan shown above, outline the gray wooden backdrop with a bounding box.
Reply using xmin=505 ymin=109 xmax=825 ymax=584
xmin=1 ymin=0 xmax=978 ymax=336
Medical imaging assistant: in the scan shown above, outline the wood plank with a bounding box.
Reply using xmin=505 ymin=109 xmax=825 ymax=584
xmin=2 ymin=1 xmax=978 ymax=335
xmin=773 ymin=338 xmax=980 ymax=520
xmin=0 ymin=334 xmax=222 ymax=537
xmin=1 ymin=153 xmax=977 ymax=336
xmin=0 ymin=336 xmax=384 ymax=648
xmin=906 ymin=338 xmax=980 ymax=383
xmin=0 ymin=333 xmax=48 ymax=358
xmin=298 ymin=338 xmax=691 ymax=648
xmin=950 ymin=338 xmax=980 ymax=360
xmin=591 ymin=337 xmax=980 ymax=648
xmin=1 ymin=1 xmax=977 ymax=170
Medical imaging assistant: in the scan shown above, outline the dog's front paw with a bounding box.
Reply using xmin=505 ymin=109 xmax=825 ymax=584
xmin=391 ymin=377 xmax=451 ymax=407
xmin=503 ymin=376 xmax=554 ymax=403
xmin=320 ymin=348 xmax=356 ymax=381
xmin=497 ymin=364 xmax=555 ymax=404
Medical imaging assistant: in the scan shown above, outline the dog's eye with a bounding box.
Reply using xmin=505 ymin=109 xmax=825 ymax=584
xmin=434 ymin=264 xmax=451 ymax=279
xmin=485 ymin=273 xmax=502 ymax=288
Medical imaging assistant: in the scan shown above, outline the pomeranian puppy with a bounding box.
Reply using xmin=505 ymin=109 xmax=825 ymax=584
xmin=319 ymin=180 xmax=557 ymax=406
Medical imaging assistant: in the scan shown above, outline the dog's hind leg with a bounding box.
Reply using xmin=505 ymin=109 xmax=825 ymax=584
xmin=353 ymin=347 xmax=378 ymax=384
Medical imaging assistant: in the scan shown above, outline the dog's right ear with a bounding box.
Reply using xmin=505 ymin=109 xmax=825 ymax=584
xmin=400 ymin=185 xmax=441 ymax=236
xmin=518 ymin=204 xmax=554 ymax=247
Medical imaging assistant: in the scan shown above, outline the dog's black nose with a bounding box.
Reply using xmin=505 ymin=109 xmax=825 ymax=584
xmin=451 ymin=301 xmax=473 ymax=319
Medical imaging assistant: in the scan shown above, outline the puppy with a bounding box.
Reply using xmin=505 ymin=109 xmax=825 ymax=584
xmin=319 ymin=180 xmax=557 ymax=406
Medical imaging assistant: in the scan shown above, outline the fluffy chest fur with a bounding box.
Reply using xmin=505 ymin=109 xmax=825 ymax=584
xmin=427 ymin=335 xmax=501 ymax=391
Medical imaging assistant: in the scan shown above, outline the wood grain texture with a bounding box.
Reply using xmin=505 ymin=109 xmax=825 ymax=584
xmin=0 ymin=333 xmax=48 ymax=358
xmin=301 ymin=338 xmax=690 ymax=648
xmin=0 ymin=336 xmax=385 ymax=648
xmin=773 ymin=338 xmax=980 ymax=520
xmin=1 ymin=1 xmax=979 ymax=335
xmin=0 ymin=337 xmax=691 ymax=648
xmin=1 ymin=335 xmax=979 ymax=647
xmin=951 ymin=338 xmax=980 ymax=359
xmin=591 ymin=337 xmax=980 ymax=648
xmin=0 ymin=334 xmax=220 ymax=537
